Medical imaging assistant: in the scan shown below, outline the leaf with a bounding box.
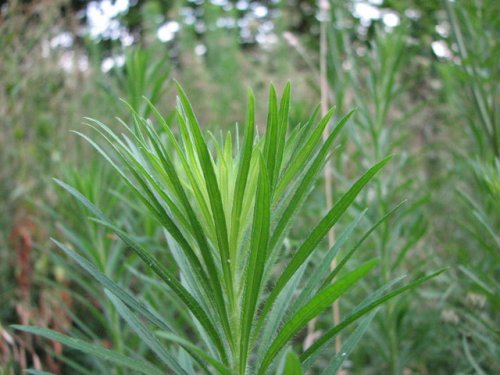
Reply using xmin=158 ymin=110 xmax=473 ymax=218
xmin=137 ymin=108 xmax=232 ymax=340
xmin=459 ymin=266 xmax=496 ymax=296
xmin=323 ymin=311 xmax=377 ymax=374
xmin=53 ymin=180 xmax=228 ymax=362
xmin=275 ymin=107 xmax=337 ymax=198
xmin=91 ymin=218 xmax=228 ymax=363
xmin=230 ymin=89 xmax=256 ymax=254
xmin=175 ymin=82 xmax=235 ymax=308
xmin=257 ymin=156 xmax=391 ymax=336
xmin=255 ymin=263 xmax=308 ymax=365
xmin=156 ymin=332 xmax=231 ymax=375
xmin=290 ymin=209 xmax=367 ymax=315
xmin=321 ymin=201 xmax=406 ymax=288
xmin=51 ymin=239 xmax=172 ymax=333
xmin=273 ymin=82 xmax=291 ymax=190
xmin=12 ymin=326 xmax=163 ymax=375
xmin=258 ymin=259 xmax=379 ymax=373
xmin=277 ymin=348 xmax=303 ymax=375
xmin=300 ymin=269 xmax=446 ymax=364
xmin=263 ymin=84 xmax=279 ymax=189
xmin=239 ymin=154 xmax=271 ymax=372
xmin=106 ymin=291 xmax=188 ymax=374
xmin=302 ymin=275 xmax=407 ymax=370
xmin=462 ymin=335 xmax=488 ymax=375
xmin=271 ymin=110 xmax=355 ymax=252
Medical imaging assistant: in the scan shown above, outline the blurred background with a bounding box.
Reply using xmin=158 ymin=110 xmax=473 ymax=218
xmin=0 ymin=0 xmax=498 ymax=374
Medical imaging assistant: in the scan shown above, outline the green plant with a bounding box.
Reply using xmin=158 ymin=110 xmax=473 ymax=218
xmin=443 ymin=0 xmax=499 ymax=160
xmin=45 ymin=162 xmax=144 ymax=374
xmin=0 ymin=3 xmax=119 ymax=371
xmin=453 ymin=160 xmax=500 ymax=374
xmin=434 ymin=2 xmax=500 ymax=372
xmin=14 ymin=84 xmax=441 ymax=374
xmin=98 ymin=47 xmax=170 ymax=119
xmin=318 ymin=6 xmax=436 ymax=372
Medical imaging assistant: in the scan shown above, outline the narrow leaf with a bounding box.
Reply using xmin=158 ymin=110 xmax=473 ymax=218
xmin=12 ymin=326 xmax=163 ymax=375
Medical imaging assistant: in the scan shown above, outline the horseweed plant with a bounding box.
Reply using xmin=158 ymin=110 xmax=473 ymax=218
xmin=14 ymin=83 xmax=442 ymax=374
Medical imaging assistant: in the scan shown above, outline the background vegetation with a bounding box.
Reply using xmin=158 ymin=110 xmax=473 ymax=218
xmin=0 ymin=0 xmax=498 ymax=374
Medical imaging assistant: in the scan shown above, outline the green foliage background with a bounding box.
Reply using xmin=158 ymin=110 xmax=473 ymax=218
xmin=0 ymin=0 xmax=498 ymax=374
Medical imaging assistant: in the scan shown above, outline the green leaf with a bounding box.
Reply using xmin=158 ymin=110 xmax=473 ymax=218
xmin=51 ymin=239 xmax=172 ymax=333
xmin=12 ymin=326 xmax=163 ymax=375
xmin=300 ymin=269 xmax=446 ymax=364
xmin=230 ymin=89 xmax=256 ymax=256
xmin=240 ymin=154 xmax=271 ymax=372
xmin=156 ymin=332 xmax=231 ymax=375
xmin=53 ymin=179 xmax=228 ymax=362
xmin=277 ymin=348 xmax=303 ymax=375
xmin=271 ymin=110 xmax=355 ymax=251
xmin=323 ymin=311 xmax=377 ymax=374
xmin=92 ymin=218 xmax=228 ymax=363
xmin=255 ymin=263 xmax=308 ymax=365
xmin=275 ymin=107 xmax=337 ymax=198
xmin=273 ymin=82 xmax=291 ymax=190
xmin=290 ymin=209 xmax=367 ymax=315
xmin=175 ymin=82 xmax=235 ymax=309
xmin=137 ymin=109 xmax=232 ymax=340
xmin=258 ymin=156 xmax=391 ymax=336
xmin=462 ymin=335 xmax=488 ymax=375
xmin=320 ymin=201 xmax=406 ymax=289
xmin=106 ymin=291 xmax=188 ymax=374
xmin=258 ymin=259 xmax=379 ymax=373
xmin=302 ymin=275 xmax=407 ymax=370
xmin=263 ymin=84 xmax=279 ymax=189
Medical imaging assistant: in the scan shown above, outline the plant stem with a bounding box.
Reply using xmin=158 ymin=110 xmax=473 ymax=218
xmin=319 ymin=0 xmax=341 ymax=354
xmin=305 ymin=0 xmax=341 ymax=359
xmin=319 ymin=0 xmax=341 ymax=353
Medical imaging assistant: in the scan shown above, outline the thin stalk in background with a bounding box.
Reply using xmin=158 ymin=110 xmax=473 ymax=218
xmin=304 ymin=0 xmax=341 ymax=358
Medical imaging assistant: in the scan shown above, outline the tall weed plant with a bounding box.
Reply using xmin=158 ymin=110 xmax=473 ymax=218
xmin=14 ymin=84 xmax=442 ymax=374
xmin=321 ymin=4 xmax=435 ymax=373
xmin=437 ymin=0 xmax=499 ymax=372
